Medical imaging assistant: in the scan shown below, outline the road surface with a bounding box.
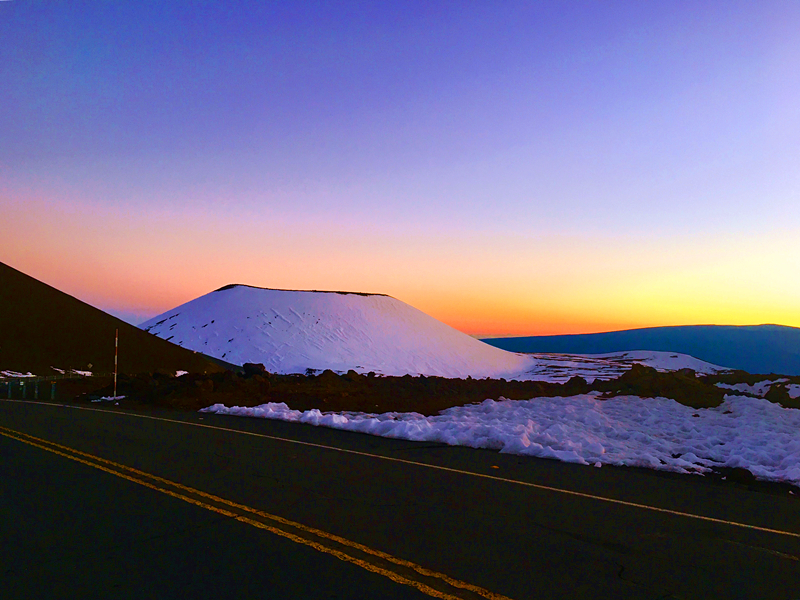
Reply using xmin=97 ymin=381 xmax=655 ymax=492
xmin=1 ymin=399 xmax=799 ymax=599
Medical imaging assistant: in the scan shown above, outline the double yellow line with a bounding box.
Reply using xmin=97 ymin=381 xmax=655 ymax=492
xmin=0 ymin=424 xmax=514 ymax=600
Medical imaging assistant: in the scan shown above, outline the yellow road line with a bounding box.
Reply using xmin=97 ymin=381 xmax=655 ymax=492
xmin=0 ymin=425 xmax=513 ymax=600
xmin=4 ymin=399 xmax=800 ymax=539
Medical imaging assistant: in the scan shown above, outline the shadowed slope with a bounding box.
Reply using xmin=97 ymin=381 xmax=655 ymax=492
xmin=0 ymin=262 xmax=224 ymax=376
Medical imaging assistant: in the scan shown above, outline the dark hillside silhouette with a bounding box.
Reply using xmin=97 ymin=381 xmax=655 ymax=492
xmin=0 ymin=262 xmax=225 ymax=376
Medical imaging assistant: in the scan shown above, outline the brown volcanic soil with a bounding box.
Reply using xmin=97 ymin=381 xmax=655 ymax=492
xmin=0 ymin=262 xmax=225 ymax=376
xmin=65 ymin=362 xmax=730 ymax=415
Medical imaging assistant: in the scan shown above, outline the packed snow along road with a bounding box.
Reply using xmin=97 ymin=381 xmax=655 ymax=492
xmin=203 ymin=393 xmax=800 ymax=487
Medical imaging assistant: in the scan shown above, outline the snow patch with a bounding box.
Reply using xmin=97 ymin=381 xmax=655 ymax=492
xmin=716 ymin=379 xmax=788 ymax=397
xmin=0 ymin=371 xmax=35 ymax=378
xmin=585 ymin=351 xmax=727 ymax=375
xmin=515 ymin=351 xmax=727 ymax=383
xmin=91 ymin=395 xmax=126 ymax=403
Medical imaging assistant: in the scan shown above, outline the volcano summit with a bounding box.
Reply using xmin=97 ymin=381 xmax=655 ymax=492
xmin=140 ymin=285 xmax=535 ymax=379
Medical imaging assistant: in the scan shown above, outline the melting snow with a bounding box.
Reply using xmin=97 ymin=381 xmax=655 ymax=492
xmin=202 ymin=394 xmax=800 ymax=486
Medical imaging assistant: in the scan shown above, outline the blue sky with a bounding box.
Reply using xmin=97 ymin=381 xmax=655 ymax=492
xmin=3 ymin=1 xmax=799 ymax=333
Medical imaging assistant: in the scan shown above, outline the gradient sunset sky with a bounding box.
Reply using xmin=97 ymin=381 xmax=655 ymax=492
xmin=3 ymin=1 xmax=799 ymax=335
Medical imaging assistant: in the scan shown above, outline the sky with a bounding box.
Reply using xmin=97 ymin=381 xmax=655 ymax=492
xmin=2 ymin=1 xmax=799 ymax=336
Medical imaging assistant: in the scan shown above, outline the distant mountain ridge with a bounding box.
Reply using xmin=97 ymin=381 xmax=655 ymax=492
xmin=482 ymin=325 xmax=800 ymax=375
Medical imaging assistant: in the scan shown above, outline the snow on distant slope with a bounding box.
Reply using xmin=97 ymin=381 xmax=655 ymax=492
xmin=716 ymin=379 xmax=788 ymax=397
xmin=140 ymin=285 xmax=535 ymax=379
xmin=517 ymin=351 xmax=728 ymax=383
xmin=585 ymin=350 xmax=728 ymax=374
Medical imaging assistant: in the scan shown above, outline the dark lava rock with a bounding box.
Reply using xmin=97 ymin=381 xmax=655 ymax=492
xmin=564 ymin=375 xmax=590 ymax=395
xmin=243 ymin=362 xmax=268 ymax=378
xmin=719 ymin=467 xmax=758 ymax=485
xmin=343 ymin=369 xmax=364 ymax=382
xmin=595 ymin=363 xmax=725 ymax=408
xmin=318 ymin=369 xmax=340 ymax=385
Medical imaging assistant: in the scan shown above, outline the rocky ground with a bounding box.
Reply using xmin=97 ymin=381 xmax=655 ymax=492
xmin=55 ymin=362 xmax=800 ymax=415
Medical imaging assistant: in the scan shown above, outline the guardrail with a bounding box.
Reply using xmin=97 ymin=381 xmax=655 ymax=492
xmin=1 ymin=372 xmax=113 ymax=401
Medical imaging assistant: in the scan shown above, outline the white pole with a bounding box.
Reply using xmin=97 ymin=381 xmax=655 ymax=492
xmin=114 ymin=328 xmax=119 ymax=398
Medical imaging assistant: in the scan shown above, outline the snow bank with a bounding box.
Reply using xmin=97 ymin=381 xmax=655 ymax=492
xmin=202 ymin=394 xmax=800 ymax=486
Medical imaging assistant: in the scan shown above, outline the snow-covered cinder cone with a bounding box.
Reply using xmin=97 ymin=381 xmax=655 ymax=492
xmin=140 ymin=285 xmax=535 ymax=378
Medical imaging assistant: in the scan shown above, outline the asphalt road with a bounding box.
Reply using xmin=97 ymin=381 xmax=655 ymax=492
xmin=1 ymin=399 xmax=799 ymax=600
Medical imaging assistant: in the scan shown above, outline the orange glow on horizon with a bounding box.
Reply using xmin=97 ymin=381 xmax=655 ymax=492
xmin=5 ymin=194 xmax=800 ymax=336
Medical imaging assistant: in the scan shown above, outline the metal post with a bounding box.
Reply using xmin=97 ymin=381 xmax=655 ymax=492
xmin=51 ymin=381 xmax=56 ymax=401
xmin=114 ymin=328 xmax=119 ymax=399
xmin=20 ymin=381 xmax=25 ymax=399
